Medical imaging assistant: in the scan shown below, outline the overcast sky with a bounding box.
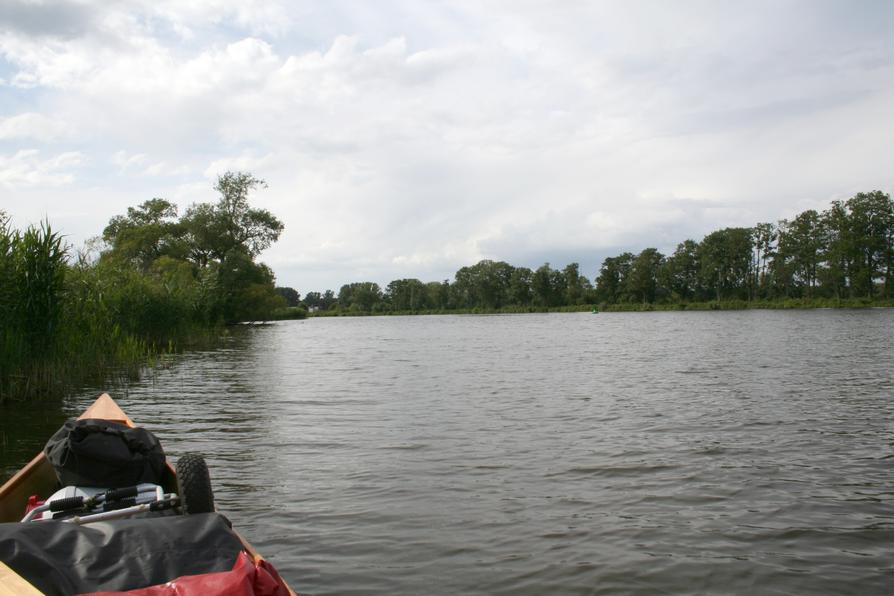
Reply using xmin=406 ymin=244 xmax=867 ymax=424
xmin=1 ymin=1 xmax=893 ymax=292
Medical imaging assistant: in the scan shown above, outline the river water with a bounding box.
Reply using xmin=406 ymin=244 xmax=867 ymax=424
xmin=2 ymin=310 xmax=893 ymax=594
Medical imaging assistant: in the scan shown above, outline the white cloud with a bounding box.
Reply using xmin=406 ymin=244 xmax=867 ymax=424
xmin=203 ymin=153 xmax=275 ymax=179
xmin=146 ymin=0 xmax=297 ymax=38
xmin=143 ymin=161 xmax=191 ymax=177
xmin=0 ymin=112 xmax=74 ymax=141
xmin=1 ymin=1 xmax=893 ymax=290
xmin=0 ymin=149 xmax=83 ymax=188
xmin=110 ymin=151 xmax=194 ymax=178
xmin=111 ymin=150 xmax=148 ymax=171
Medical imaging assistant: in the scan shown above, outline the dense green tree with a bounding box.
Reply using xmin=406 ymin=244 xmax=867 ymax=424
xmin=531 ymin=263 xmax=565 ymax=307
xmin=302 ymin=290 xmax=338 ymax=310
xmin=819 ymin=201 xmax=850 ymax=299
xmin=751 ymin=223 xmax=776 ymax=299
xmin=321 ymin=289 xmax=337 ymax=310
xmin=627 ymin=248 xmax=665 ymax=304
xmin=303 ymin=291 xmax=322 ymax=309
xmin=661 ymin=240 xmax=700 ymax=301
xmin=181 ymin=172 xmax=283 ymax=266
xmin=102 ymin=198 xmax=184 ymax=270
xmin=508 ymin=268 xmax=533 ymax=306
xmin=785 ymin=210 xmax=823 ymax=297
xmin=698 ymin=228 xmax=753 ymax=301
xmin=452 ymin=260 xmax=515 ymax=309
xmin=179 ymin=203 xmax=218 ymax=268
xmin=100 ymin=171 xmax=285 ymax=323
xmin=548 ymin=267 xmax=567 ymax=306
xmin=275 ymin=287 xmax=301 ymax=307
xmin=594 ymin=253 xmax=634 ymax=303
xmin=338 ymin=282 xmax=383 ymax=312
xmin=386 ymin=278 xmax=428 ymax=310
xmin=846 ymin=190 xmax=894 ymax=297
xmin=426 ymin=281 xmax=451 ymax=310
xmin=579 ymin=276 xmax=596 ymax=303
xmin=563 ymin=262 xmax=591 ymax=305
xmin=216 ymin=250 xmax=285 ymax=323
xmin=769 ymin=221 xmax=795 ymax=298
xmin=336 ymin=284 xmax=352 ymax=309
xmin=448 ymin=270 xmax=471 ymax=309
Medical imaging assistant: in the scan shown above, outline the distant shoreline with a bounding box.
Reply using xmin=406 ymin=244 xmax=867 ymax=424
xmin=304 ymin=298 xmax=894 ymax=317
xmin=598 ymin=298 xmax=894 ymax=312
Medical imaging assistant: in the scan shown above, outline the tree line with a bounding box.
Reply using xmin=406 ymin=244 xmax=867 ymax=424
xmin=292 ymin=190 xmax=893 ymax=313
xmin=1 ymin=171 xmax=287 ymax=402
xmin=289 ymin=260 xmax=595 ymax=314
xmin=594 ymin=190 xmax=893 ymax=305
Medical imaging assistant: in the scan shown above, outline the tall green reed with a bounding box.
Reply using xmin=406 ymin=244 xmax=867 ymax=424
xmin=0 ymin=217 xmax=213 ymax=403
xmin=1 ymin=218 xmax=67 ymax=400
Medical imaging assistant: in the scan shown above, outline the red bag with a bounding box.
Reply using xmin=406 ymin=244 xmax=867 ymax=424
xmin=82 ymin=551 xmax=291 ymax=596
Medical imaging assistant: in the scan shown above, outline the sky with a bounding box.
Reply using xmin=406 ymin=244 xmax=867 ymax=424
xmin=1 ymin=0 xmax=893 ymax=293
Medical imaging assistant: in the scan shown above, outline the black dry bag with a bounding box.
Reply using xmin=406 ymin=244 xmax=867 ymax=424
xmin=44 ymin=418 xmax=166 ymax=487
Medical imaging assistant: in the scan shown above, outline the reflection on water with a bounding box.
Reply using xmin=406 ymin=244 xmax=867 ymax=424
xmin=3 ymin=310 xmax=894 ymax=595
xmin=0 ymin=406 xmax=71 ymax=478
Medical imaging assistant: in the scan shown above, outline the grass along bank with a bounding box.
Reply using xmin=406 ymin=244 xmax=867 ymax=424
xmin=598 ymin=297 xmax=894 ymax=311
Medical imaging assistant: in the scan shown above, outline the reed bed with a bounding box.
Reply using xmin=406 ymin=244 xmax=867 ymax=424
xmin=0 ymin=216 xmax=215 ymax=403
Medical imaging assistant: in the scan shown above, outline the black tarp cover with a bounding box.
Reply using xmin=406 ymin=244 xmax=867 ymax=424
xmin=0 ymin=513 xmax=244 ymax=595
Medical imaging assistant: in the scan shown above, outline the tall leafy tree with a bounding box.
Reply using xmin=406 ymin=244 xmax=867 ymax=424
xmin=751 ymin=223 xmax=776 ymax=299
xmin=563 ymin=262 xmax=588 ymax=305
xmin=426 ymin=281 xmax=451 ymax=310
xmin=846 ymin=190 xmax=894 ymax=297
xmin=339 ymin=282 xmax=383 ymax=312
xmin=769 ymin=220 xmax=795 ymax=298
xmin=182 ymin=172 xmax=284 ymax=265
xmin=275 ymin=287 xmax=301 ymax=307
xmin=102 ymin=198 xmax=183 ymax=270
xmin=698 ymin=228 xmax=753 ymax=301
xmin=594 ymin=253 xmax=634 ymax=303
xmin=101 ymin=172 xmax=286 ymax=323
xmin=303 ymin=291 xmax=322 ymax=309
xmin=508 ymin=267 xmax=533 ymax=306
xmin=661 ymin=240 xmax=700 ymax=301
xmin=453 ymin=260 xmax=515 ymax=309
xmin=819 ymin=201 xmax=851 ymax=299
xmin=627 ymin=248 xmax=665 ymax=304
xmin=321 ymin=290 xmax=337 ymax=310
xmin=386 ymin=278 xmax=428 ymax=310
xmin=217 ymin=251 xmax=285 ymax=323
xmin=532 ymin=263 xmax=565 ymax=307
xmin=786 ymin=210 xmax=823 ymax=296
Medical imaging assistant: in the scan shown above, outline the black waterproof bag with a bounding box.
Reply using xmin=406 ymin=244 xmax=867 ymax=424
xmin=44 ymin=418 xmax=166 ymax=487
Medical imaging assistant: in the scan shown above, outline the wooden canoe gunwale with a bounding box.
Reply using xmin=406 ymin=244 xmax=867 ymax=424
xmin=0 ymin=393 xmax=294 ymax=594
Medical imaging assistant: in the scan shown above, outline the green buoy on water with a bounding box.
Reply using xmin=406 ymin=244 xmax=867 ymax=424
xmin=591 ymin=307 xmax=599 ymax=314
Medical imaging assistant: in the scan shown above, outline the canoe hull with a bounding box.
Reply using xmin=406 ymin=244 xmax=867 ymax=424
xmin=0 ymin=393 xmax=294 ymax=594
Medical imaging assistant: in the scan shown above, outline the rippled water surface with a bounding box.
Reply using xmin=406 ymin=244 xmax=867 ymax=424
xmin=3 ymin=310 xmax=894 ymax=594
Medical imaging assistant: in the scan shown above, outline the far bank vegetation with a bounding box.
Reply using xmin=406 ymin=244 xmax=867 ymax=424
xmin=296 ymin=190 xmax=894 ymax=314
